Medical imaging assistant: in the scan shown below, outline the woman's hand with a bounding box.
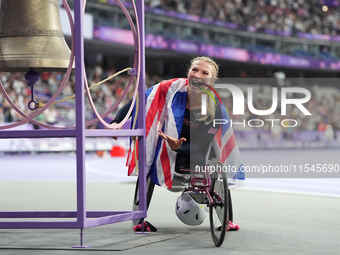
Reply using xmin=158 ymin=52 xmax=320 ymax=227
xmin=158 ymin=129 xmax=187 ymax=151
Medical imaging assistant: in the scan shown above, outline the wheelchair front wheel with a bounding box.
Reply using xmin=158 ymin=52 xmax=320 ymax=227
xmin=209 ymin=172 xmax=229 ymax=247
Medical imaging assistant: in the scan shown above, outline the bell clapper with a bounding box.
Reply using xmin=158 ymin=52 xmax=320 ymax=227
xmin=25 ymin=70 xmax=40 ymax=111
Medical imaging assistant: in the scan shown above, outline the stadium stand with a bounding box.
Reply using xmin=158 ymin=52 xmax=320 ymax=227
xmin=2 ymin=1 xmax=340 ymax=149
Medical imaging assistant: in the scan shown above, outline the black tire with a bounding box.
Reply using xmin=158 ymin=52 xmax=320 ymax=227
xmin=209 ymin=172 xmax=229 ymax=247
xmin=132 ymin=176 xmax=155 ymax=225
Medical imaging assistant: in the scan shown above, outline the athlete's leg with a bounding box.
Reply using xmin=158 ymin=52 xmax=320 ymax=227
xmin=228 ymin=189 xmax=233 ymax=222
xmin=227 ymin=190 xmax=240 ymax=231
xmin=132 ymin=176 xmax=155 ymax=225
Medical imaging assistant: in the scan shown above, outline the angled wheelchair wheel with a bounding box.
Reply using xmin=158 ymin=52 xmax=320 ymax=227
xmin=209 ymin=172 xmax=229 ymax=247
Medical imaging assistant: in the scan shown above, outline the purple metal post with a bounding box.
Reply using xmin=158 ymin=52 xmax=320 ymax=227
xmin=136 ymin=0 xmax=147 ymax=223
xmin=74 ymin=0 xmax=87 ymax=247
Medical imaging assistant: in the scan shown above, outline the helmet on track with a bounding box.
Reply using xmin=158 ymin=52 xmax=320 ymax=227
xmin=175 ymin=192 xmax=207 ymax=226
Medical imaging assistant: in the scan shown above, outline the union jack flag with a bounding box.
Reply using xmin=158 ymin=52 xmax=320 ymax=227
xmin=208 ymin=86 xmax=245 ymax=180
xmin=127 ymin=78 xmax=244 ymax=189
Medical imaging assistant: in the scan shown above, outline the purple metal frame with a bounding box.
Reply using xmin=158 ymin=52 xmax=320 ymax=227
xmin=0 ymin=0 xmax=146 ymax=247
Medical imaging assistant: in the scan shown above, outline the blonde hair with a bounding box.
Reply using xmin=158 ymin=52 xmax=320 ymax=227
xmin=190 ymin=56 xmax=219 ymax=79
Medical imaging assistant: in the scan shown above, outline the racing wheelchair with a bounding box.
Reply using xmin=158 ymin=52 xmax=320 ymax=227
xmin=133 ymin=159 xmax=230 ymax=247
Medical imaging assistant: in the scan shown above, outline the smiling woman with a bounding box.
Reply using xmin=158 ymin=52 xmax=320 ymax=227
xmin=112 ymin=56 xmax=241 ymax=233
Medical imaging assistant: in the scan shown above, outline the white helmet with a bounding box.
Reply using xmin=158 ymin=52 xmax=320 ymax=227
xmin=175 ymin=192 xmax=207 ymax=226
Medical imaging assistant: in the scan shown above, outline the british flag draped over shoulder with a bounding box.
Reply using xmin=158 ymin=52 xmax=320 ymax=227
xmin=127 ymin=78 xmax=244 ymax=189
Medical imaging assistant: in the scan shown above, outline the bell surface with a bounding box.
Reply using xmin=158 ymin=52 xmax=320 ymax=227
xmin=0 ymin=0 xmax=72 ymax=72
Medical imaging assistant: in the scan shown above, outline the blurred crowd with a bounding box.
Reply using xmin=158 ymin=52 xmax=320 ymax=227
xmin=146 ymin=0 xmax=340 ymax=36
xmin=1 ymin=68 xmax=340 ymax=145
xmin=0 ymin=67 xmax=162 ymax=127
xmin=89 ymin=0 xmax=340 ymax=61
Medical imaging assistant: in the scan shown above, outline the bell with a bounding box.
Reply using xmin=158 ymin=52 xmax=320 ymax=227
xmin=0 ymin=0 xmax=72 ymax=72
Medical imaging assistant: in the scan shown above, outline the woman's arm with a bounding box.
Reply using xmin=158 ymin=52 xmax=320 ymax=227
xmin=158 ymin=129 xmax=187 ymax=151
xmin=111 ymin=100 xmax=132 ymax=123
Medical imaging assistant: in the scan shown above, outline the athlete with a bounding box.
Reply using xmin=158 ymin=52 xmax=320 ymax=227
xmin=114 ymin=56 xmax=241 ymax=232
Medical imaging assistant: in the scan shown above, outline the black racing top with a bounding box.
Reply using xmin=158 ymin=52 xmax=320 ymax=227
xmin=175 ymin=107 xmax=220 ymax=171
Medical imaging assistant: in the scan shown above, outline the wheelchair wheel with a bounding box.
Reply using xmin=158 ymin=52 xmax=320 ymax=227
xmin=209 ymin=172 xmax=229 ymax=247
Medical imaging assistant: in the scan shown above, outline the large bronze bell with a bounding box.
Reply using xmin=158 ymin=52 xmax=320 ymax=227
xmin=0 ymin=0 xmax=72 ymax=72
